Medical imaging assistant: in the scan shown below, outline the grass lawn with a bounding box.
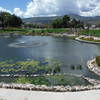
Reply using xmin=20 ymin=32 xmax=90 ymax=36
xmin=0 ymin=28 xmax=32 ymax=35
xmin=0 ymin=28 xmax=69 ymax=35
xmin=81 ymin=29 xmax=100 ymax=37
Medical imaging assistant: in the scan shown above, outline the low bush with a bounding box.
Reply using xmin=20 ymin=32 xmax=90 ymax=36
xmin=71 ymin=65 xmax=75 ymax=70
xmin=96 ymin=56 xmax=100 ymax=67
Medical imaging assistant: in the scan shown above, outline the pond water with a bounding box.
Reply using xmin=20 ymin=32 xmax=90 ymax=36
xmin=0 ymin=36 xmax=100 ymax=80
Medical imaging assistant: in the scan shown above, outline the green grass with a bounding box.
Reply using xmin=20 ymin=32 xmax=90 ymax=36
xmin=30 ymin=28 xmax=69 ymax=35
xmin=0 ymin=28 xmax=32 ymax=35
xmin=0 ymin=28 xmax=69 ymax=35
xmin=81 ymin=29 xmax=100 ymax=37
xmin=1 ymin=28 xmax=100 ymax=37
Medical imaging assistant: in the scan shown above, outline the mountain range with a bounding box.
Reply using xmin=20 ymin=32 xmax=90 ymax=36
xmin=22 ymin=14 xmax=100 ymax=25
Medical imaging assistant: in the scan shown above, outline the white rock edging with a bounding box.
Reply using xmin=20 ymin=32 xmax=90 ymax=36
xmin=87 ymin=58 xmax=100 ymax=76
xmin=76 ymin=36 xmax=100 ymax=44
xmin=0 ymin=80 xmax=100 ymax=92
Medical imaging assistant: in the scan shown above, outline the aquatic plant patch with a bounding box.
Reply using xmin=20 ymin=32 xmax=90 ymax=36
xmin=0 ymin=58 xmax=62 ymax=75
xmin=0 ymin=75 xmax=91 ymax=86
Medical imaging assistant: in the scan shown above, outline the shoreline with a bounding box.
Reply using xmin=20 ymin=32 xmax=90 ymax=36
xmin=75 ymin=36 xmax=100 ymax=44
xmin=0 ymin=75 xmax=99 ymax=92
xmin=87 ymin=58 xmax=100 ymax=76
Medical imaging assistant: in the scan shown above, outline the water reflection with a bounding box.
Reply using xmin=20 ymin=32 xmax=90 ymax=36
xmin=0 ymin=36 xmax=100 ymax=79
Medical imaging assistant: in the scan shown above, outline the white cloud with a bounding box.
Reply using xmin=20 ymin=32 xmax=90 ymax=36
xmin=13 ymin=8 xmax=23 ymax=17
xmin=78 ymin=0 xmax=100 ymax=16
xmin=1 ymin=0 xmax=100 ymax=17
xmin=13 ymin=0 xmax=81 ymax=18
xmin=0 ymin=7 xmax=11 ymax=13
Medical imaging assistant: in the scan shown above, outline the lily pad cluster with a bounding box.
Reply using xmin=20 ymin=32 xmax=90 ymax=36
xmin=0 ymin=58 xmax=62 ymax=75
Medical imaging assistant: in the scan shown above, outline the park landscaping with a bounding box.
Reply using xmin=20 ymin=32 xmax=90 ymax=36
xmin=0 ymin=28 xmax=69 ymax=36
xmin=1 ymin=11 xmax=100 ymax=91
xmin=75 ymin=35 xmax=100 ymax=44
xmin=80 ymin=29 xmax=100 ymax=37
xmin=80 ymin=37 xmax=100 ymax=42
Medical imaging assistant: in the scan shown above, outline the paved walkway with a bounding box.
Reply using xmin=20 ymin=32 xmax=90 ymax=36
xmin=0 ymin=89 xmax=100 ymax=100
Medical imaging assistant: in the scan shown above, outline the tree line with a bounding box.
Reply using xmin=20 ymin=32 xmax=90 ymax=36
xmin=52 ymin=15 xmax=84 ymax=28
xmin=0 ymin=12 xmax=84 ymax=29
xmin=0 ymin=12 xmax=23 ymax=29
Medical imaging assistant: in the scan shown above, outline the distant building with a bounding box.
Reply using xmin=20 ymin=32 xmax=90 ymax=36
xmin=84 ymin=24 xmax=97 ymax=29
xmin=91 ymin=25 xmax=96 ymax=29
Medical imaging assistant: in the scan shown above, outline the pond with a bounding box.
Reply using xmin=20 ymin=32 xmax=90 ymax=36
xmin=0 ymin=36 xmax=100 ymax=80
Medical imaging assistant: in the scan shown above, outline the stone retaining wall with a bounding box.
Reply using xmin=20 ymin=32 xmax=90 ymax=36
xmin=0 ymin=83 xmax=100 ymax=92
xmin=0 ymin=73 xmax=100 ymax=92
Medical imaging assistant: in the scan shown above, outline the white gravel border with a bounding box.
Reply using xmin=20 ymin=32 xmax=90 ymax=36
xmin=76 ymin=37 xmax=100 ymax=44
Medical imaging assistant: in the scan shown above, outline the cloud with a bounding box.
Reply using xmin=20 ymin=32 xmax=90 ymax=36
xmin=0 ymin=7 xmax=11 ymax=13
xmin=13 ymin=8 xmax=23 ymax=17
xmin=24 ymin=0 xmax=58 ymax=17
xmin=78 ymin=0 xmax=100 ymax=16
xmin=1 ymin=0 xmax=100 ymax=17
xmin=13 ymin=0 xmax=80 ymax=18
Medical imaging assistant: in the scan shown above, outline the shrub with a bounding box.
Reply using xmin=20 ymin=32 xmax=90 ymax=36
xmin=81 ymin=37 xmax=94 ymax=41
xmin=32 ymin=30 xmax=35 ymax=33
xmin=96 ymin=56 xmax=100 ymax=67
xmin=76 ymin=65 xmax=83 ymax=70
xmin=86 ymin=37 xmax=94 ymax=41
xmin=71 ymin=65 xmax=75 ymax=70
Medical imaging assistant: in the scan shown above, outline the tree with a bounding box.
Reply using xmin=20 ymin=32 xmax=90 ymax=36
xmin=0 ymin=12 xmax=11 ymax=29
xmin=62 ymin=15 xmax=70 ymax=28
xmin=70 ymin=19 xmax=77 ymax=28
xmin=52 ymin=18 xmax=63 ymax=28
xmin=9 ymin=14 xmax=23 ymax=27
xmin=0 ymin=12 xmax=23 ymax=29
xmin=70 ymin=19 xmax=84 ymax=28
xmin=52 ymin=15 xmax=84 ymax=29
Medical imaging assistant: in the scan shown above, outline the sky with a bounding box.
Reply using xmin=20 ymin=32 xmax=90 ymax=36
xmin=0 ymin=0 xmax=100 ymax=18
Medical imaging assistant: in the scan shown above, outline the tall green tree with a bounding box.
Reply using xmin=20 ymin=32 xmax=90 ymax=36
xmin=0 ymin=12 xmax=23 ymax=29
xmin=0 ymin=12 xmax=11 ymax=29
xmin=9 ymin=14 xmax=23 ymax=27
xmin=62 ymin=15 xmax=70 ymax=28
xmin=70 ymin=19 xmax=78 ymax=28
xmin=52 ymin=18 xmax=63 ymax=28
xmin=70 ymin=19 xmax=84 ymax=28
